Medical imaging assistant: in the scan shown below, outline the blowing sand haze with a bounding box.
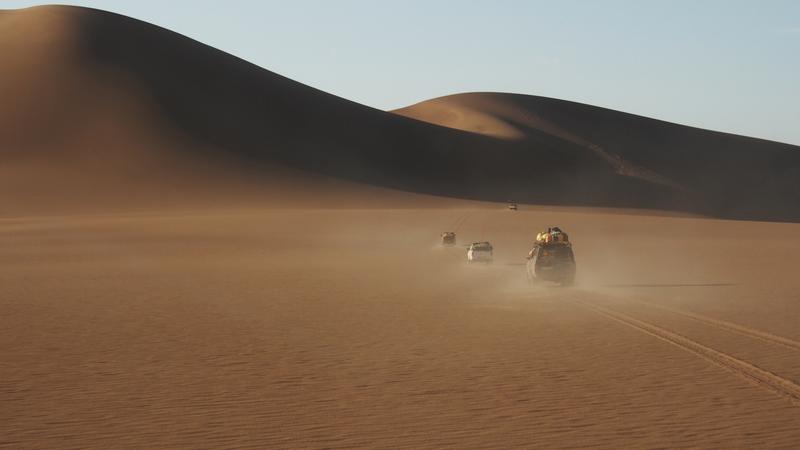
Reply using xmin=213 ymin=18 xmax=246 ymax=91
xmin=2 ymin=4 xmax=800 ymax=449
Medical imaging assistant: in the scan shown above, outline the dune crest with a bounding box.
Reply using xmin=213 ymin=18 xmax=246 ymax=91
xmin=395 ymin=94 xmax=683 ymax=190
xmin=394 ymin=93 xmax=800 ymax=220
xmin=1 ymin=6 xmax=799 ymax=220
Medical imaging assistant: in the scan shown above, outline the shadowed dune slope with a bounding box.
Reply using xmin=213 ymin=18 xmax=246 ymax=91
xmin=394 ymin=93 xmax=800 ymax=221
xmin=1 ymin=6 xmax=798 ymax=220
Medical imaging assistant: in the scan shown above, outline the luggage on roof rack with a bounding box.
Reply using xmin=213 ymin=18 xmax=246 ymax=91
xmin=536 ymin=227 xmax=569 ymax=245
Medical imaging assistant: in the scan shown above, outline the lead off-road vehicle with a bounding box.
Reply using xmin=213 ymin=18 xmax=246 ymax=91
xmin=526 ymin=242 xmax=575 ymax=286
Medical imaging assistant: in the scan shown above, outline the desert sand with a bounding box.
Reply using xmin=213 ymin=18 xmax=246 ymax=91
xmin=2 ymin=5 xmax=800 ymax=449
xmin=3 ymin=205 xmax=800 ymax=448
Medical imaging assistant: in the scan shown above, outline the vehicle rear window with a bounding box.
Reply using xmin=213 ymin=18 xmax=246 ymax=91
xmin=541 ymin=245 xmax=572 ymax=258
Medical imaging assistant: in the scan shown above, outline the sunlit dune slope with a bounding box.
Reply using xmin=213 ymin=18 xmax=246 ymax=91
xmin=1 ymin=6 xmax=798 ymax=220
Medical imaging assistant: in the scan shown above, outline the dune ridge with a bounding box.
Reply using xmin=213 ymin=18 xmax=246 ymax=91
xmin=393 ymin=93 xmax=800 ymax=215
xmin=0 ymin=5 xmax=799 ymax=221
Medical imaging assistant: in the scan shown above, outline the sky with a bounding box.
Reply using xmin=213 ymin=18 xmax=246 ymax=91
xmin=6 ymin=0 xmax=800 ymax=145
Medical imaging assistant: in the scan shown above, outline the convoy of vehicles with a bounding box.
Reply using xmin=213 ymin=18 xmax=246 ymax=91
xmin=442 ymin=222 xmax=576 ymax=286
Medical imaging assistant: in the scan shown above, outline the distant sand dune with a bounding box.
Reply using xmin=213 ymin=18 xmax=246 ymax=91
xmin=394 ymin=93 xmax=800 ymax=220
xmin=1 ymin=6 xmax=799 ymax=220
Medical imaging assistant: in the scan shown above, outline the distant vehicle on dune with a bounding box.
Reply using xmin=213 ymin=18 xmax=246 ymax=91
xmin=441 ymin=232 xmax=456 ymax=246
xmin=508 ymin=202 xmax=518 ymax=211
xmin=467 ymin=242 xmax=493 ymax=263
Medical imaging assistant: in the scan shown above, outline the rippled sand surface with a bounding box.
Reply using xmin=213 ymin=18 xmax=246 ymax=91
xmin=2 ymin=206 xmax=800 ymax=448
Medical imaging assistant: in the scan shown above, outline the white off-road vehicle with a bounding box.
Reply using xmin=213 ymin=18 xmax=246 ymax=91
xmin=467 ymin=242 xmax=493 ymax=263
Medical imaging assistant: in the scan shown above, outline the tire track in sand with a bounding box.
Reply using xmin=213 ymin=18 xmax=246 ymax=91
xmin=623 ymin=298 xmax=800 ymax=352
xmin=570 ymin=298 xmax=800 ymax=405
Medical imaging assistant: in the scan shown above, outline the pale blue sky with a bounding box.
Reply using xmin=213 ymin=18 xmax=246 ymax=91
xmin=6 ymin=0 xmax=800 ymax=144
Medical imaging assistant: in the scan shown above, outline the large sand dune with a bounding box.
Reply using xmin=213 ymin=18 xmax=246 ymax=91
xmin=3 ymin=6 xmax=799 ymax=220
xmin=394 ymin=92 xmax=800 ymax=221
xmin=2 ymin=5 xmax=800 ymax=449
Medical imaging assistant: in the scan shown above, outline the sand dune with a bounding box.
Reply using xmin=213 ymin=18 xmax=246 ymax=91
xmin=394 ymin=93 xmax=800 ymax=221
xmin=3 ymin=6 xmax=798 ymax=220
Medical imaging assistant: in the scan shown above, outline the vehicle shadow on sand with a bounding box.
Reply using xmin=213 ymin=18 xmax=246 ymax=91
xmin=602 ymin=283 xmax=737 ymax=288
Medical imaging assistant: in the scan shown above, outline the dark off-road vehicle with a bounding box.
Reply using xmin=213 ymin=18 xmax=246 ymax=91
xmin=526 ymin=242 xmax=576 ymax=286
xmin=441 ymin=232 xmax=456 ymax=246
